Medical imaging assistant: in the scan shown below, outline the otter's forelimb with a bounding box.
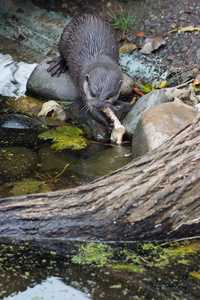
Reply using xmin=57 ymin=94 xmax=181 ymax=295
xmin=47 ymin=57 xmax=68 ymax=77
xmin=90 ymin=108 xmax=114 ymax=133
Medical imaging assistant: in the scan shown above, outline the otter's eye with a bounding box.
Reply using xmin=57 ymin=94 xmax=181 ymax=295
xmin=105 ymin=94 xmax=114 ymax=101
xmin=90 ymin=91 xmax=96 ymax=98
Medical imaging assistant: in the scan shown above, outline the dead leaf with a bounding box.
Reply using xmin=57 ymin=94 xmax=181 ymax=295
xmin=157 ymin=80 xmax=167 ymax=89
xmin=164 ymin=83 xmax=199 ymax=105
xmin=119 ymin=43 xmax=138 ymax=55
xmin=46 ymin=48 xmax=55 ymax=56
xmin=180 ymin=26 xmax=200 ymax=32
xmin=130 ymin=96 xmax=137 ymax=105
xmin=118 ymin=35 xmax=130 ymax=42
xmin=137 ymin=32 xmax=144 ymax=37
xmin=38 ymin=100 xmax=66 ymax=121
xmin=193 ymin=75 xmax=200 ymax=90
xmin=140 ymin=37 xmax=166 ymax=54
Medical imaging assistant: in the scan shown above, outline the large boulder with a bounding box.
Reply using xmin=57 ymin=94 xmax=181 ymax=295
xmin=132 ymin=102 xmax=199 ymax=157
xmin=26 ymin=58 xmax=79 ymax=101
xmin=122 ymin=89 xmax=169 ymax=138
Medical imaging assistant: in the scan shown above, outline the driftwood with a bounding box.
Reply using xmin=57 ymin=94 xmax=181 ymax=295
xmin=0 ymin=114 xmax=200 ymax=247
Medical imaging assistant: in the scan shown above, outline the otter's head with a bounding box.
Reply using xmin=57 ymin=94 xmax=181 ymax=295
xmin=83 ymin=64 xmax=123 ymax=110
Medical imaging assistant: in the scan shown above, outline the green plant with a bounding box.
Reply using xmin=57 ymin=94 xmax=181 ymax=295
xmin=108 ymin=7 xmax=137 ymax=35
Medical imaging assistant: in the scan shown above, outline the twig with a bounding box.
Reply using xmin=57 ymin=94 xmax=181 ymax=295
xmin=159 ymin=236 xmax=200 ymax=247
xmin=174 ymin=78 xmax=194 ymax=89
xmin=139 ymin=256 xmax=153 ymax=265
xmin=173 ymin=65 xmax=200 ymax=77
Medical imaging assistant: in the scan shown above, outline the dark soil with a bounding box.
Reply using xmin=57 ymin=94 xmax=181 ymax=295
xmin=31 ymin=0 xmax=200 ymax=71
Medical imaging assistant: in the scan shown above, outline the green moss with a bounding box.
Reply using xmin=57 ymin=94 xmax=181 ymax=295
xmin=112 ymin=264 xmax=144 ymax=273
xmin=110 ymin=284 xmax=122 ymax=289
xmin=71 ymin=242 xmax=115 ymax=267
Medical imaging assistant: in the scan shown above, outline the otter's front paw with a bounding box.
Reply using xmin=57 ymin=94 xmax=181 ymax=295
xmin=47 ymin=57 xmax=68 ymax=77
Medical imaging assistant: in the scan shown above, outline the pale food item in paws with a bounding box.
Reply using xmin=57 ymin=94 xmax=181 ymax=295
xmin=102 ymin=107 xmax=125 ymax=144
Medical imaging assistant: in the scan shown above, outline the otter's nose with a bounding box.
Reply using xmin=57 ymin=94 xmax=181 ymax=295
xmin=94 ymin=102 xmax=105 ymax=110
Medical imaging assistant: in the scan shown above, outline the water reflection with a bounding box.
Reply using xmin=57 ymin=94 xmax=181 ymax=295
xmin=4 ymin=276 xmax=92 ymax=300
xmin=0 ymin=53 xmax=37 ymax=96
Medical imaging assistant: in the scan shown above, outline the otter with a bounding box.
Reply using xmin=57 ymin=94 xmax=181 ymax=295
xmin=47 ymin=13 xmax=123 ymax=132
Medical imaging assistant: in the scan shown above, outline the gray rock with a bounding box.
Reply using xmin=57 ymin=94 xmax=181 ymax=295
xmin=132 ymin=102 xmax=199 ymax=158
xmin=122 ymin=89 xmax=168 ymax=138
xmin=26 ymin=58 xmax=79 ymax=101
xmin=119 ymin=51 xmax=169 ymax=84
xmin=121 ymin=73 xmax=134 ymax=95
xmin=0 ymin=0 xmax=70 ymax=58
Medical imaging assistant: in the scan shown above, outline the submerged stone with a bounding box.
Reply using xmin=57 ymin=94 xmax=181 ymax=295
xmin=75 ymin=145 xmax=132 ymax=181
xmin=0 ymin=113 xmax=47 ymax=147
xmin=0 ymin=146 xmax=38 ymax=180
xmin=4 ymin=95 xmax=43 ymax=116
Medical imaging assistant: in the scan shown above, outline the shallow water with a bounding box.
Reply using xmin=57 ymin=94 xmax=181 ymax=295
xmin=0 ymin=241 xmax=199 ymax=300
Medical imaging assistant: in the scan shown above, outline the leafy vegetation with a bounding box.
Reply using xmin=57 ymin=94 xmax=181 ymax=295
xmin=38 ymin=125 xmax=88 ymax=151
xmin=71 ymin=243 xmax=114 ymax=267
xmin=108 ymin=7 xmax=138 ymax=35
xmin=72 ymin=240 xmax=199 ymax=270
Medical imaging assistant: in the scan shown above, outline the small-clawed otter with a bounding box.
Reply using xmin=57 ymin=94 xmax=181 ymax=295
xmin=47 ymin=13 xmax=123 ymax=132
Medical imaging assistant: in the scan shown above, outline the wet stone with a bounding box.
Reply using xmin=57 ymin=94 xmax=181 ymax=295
xmin=0 ymin=114 xmax=46 ymax=147
xmin=179 ymin=13 xmax=189 ymax=21
xmin=122 ymin=90 xmax=169 ymax=138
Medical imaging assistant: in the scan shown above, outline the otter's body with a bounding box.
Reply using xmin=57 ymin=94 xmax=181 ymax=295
xmin=47 ymin=13 xmax=123 ymax=130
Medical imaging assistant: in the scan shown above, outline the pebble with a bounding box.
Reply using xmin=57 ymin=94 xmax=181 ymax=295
xmin=179 ymin=13 xmax=188 ymax=21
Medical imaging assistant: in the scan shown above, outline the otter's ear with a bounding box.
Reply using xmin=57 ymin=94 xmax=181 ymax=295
xmin=86 ymin=74 xmax=90 ymax=82
xmin=119 ymin=79 xmax=123 ymax=87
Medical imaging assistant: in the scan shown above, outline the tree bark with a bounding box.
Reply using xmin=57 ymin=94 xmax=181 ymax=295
xmin=0 ymin=115 xmax=200 ymax=245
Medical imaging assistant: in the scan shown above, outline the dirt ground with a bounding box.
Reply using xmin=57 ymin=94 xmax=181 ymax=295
xmin=32 ymin=0 xmax=200 ymax=71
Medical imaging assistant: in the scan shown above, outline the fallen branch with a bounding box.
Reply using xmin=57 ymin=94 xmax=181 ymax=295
xmin=0 ymin=114 xmax=200 ymax=247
